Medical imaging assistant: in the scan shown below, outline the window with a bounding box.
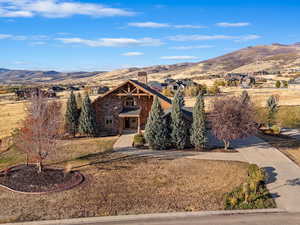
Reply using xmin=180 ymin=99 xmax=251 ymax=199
xmin=105 ymin=116 xmax=113 ymax=128
xmin=124 ymin=97 xmax=136 ymax=107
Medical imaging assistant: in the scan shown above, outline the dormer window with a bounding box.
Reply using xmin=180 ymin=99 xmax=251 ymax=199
xmin=124 ymin=97 xmax=136 ymax=108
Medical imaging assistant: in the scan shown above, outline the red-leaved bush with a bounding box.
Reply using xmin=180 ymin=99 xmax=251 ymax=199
xmin=210 ymin=96 xmax=257 ymax=150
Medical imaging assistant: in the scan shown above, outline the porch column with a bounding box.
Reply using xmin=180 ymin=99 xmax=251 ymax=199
xmin=137 ymin=116 xmax=141 ymax=134
xmin=119 ymin=117 xmax=123 ymax=135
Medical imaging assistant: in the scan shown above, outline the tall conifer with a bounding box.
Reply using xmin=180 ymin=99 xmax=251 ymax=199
xmin=190 ymin=93 xmax=207 ymax=150
xmin=144 ymin=97 xmax=169 ymax=150
xmin=78 ymin=94 xmax=97 ymax=137
xmin=171 ymin=91 xmax=187 ymax=150
xmin=65 ymin=91 xmax=79 ymax=137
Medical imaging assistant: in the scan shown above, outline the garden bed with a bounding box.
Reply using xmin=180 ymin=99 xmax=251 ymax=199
xmin=0 ymin=165 xmax=84 ymax=193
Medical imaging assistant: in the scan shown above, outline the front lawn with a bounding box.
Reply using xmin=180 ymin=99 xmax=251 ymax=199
xmin=0 ymin=136 xmax=250 ymax=223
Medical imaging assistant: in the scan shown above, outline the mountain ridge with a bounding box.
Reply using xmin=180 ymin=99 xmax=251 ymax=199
xmin=1 ymin=42 xmax=300 ymax=85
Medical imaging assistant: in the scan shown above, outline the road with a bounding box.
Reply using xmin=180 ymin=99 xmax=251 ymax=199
xmin=10 ymin=212 xmax=300 ymax=225
xmin=62 ymin=213 xmax=300 ymax=225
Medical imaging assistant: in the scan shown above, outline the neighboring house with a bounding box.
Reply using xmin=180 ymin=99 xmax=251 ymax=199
xmin=90 ymin=86 xmax=110 ymax=95
xmin=48 ymin=86 xmax=65 ymax=92
xmin=15 ymin=87 xmax=57 ymax=100
xmin=164 ymin=79 xmax=198 ymax=92
xmin=93 ymin=72 xmax=192 ymax=136
xmin=225 ymin=73 xmax=255 ymax=88
xmin=148 ymin=81 xmax=163 ymax=92
xmin=67 ymin=86 xmax=80 ymax=91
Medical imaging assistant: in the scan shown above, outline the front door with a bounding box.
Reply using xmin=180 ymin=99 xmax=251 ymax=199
xmin=124 ymin=117 xmax=138 ymax=130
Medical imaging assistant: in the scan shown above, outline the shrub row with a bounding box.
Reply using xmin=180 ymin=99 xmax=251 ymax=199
xmin=224 ymin=164 xmax=276 ymax=209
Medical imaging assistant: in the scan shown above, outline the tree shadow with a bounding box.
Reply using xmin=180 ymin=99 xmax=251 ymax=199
xmin=262 ymin=166 xmax=278 ymax=184
xmin=285 ymin=178 xmax=300 ymax=186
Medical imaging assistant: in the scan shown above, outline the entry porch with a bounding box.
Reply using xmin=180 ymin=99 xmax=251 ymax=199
xmin=118 ymin=108 xmax=142 ymax=134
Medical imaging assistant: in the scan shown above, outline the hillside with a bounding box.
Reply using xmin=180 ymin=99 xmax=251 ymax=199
xmin=84 ymin=42 xmax=300 ymax=85
xmin=1 ymin=42 xmax=300 ymax=86
xmin=0 ymin=69 xmax=105 ymax=84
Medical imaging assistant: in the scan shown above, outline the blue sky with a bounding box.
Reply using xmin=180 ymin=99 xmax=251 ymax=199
xmin=0 ymin=0 xmax=299 ymax=71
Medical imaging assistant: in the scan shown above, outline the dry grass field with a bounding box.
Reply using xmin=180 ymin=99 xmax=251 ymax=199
xmin=0 ymin=90 xmax=101 ymax=139
xmin=1 ymin=83 xmax=300 ymax=139
xmin=0 ymin=101 xmax=26 ymax=139
xmin=0 ymin=135 xmax=249 ymax=223
xmin=185 ymin=86 xmax=300 ymax=108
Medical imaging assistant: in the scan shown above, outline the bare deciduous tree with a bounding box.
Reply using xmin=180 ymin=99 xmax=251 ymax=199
xmin=14 ymin=93 xmax=62 ymax=172
xmin=210 ymin=96 xmax=257 ymax=150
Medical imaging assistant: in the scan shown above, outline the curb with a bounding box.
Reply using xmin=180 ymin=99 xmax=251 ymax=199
xmin=4 ymin=208 xmax=286 ymax=225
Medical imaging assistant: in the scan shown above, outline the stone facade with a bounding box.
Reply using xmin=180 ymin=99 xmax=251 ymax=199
xmin=92 ymin=82 xmax=159 ymax=135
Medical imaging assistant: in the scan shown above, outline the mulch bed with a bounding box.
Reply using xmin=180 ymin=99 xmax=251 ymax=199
xmin=0 ymin=165 xmax=84 ymax=193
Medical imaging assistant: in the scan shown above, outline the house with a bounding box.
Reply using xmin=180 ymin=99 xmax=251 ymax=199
xmin=93 ymin=72 xmax=192 ymax=136
xmin=15 ymin=87 xmax=57 ymax=101
xmin=164 ymin=79 xmax=198 ymax=92
xmin=147 ymin=81 xmax=163 ymax=92
xmin=48 ymin=86 xmax=65 ymax=92
xmin=225 ymin=73 xmax=255 ymax=88
xmin=90 ymin=86 xmax=110 ymax=95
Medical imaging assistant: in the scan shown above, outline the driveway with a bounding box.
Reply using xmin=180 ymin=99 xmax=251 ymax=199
xmin=233 ymin=136 xmax=300 ymax=212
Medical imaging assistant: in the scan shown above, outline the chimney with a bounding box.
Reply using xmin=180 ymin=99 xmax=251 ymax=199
xmin=137 ymin=71 xmax=148 ymax=84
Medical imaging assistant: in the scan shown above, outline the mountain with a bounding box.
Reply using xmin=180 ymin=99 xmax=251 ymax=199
xmin=84 ymin=42 xmax=300 ymax=85
xmin=1 ymin=42 xmax=300 ymax=85
xmin=0 ymin=69 xmax=105 ymax=84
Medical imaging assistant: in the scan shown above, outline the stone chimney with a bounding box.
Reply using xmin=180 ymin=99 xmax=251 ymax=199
xmin=137 ymin=71 xmax=148 ymax=84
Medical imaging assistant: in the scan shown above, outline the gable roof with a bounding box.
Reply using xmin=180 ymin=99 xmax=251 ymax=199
xmin=94 ymin=79 xmax=172 ymax=106
xmin=129 ymin=79 xmax=172 ymax=104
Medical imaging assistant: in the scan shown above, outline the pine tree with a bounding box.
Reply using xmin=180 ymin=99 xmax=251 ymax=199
xmin=241 ymin=90 xmax=250 ymax=105
xmin=144 ymin=97 xmax=169 ymax=150
xmin=171 ymin=91 xmax=188 ymax=150
xmin=190 ymin=93 xmax=207 ymax=150
xmin=78 ymin=94 xmax=98 ymax=137
xmin=65 ymin=91 xmax=79 ymax=137
xmin=266 ymin=95 xmax=278 ymax=128
xmin=177 ymin=90 xmax=185 ymax=107
xmin=76 ymin=92 xmax=83 ymax=110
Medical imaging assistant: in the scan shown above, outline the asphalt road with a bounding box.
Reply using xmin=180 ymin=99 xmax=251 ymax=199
xmin=79 ymin=213 xmax=300 ymax=225
xmin=22 ymin=213 xmax=298 ymax=225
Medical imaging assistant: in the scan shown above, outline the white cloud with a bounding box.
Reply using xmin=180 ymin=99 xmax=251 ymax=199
xmin=30 ymin=41 xmax=47 ymax=46
xmin=128 ymin=21 xmax=206 ymax=29
xmin=0 ymin=0 xmax=134 ymax=18
xmin=0 ymin=34 xmax=12 ymax=39
xmin=128 ymin=22 xmax=169 ymax=28
xmin=170 ymin=45 xmax=214 ymax=50
xmin=160 ymin=56 xmax=198 ymax=60
xmin=235 ymin=34 xmax=261 ymax=42
xmin=0 ymin=33 xmax=28 ymax=40
xmin=168 ymin=35 xmax=235 ymax=41
xmin=56 ymin=37 xmax=163 ymax=47
xmin=216 ymin=22 xmax=250 ymax=27
xmin=168 ymin=34 xmax=261 ymax=42
xmin=173 ymin=25 xmax=206 ymax=29
xmin=122 ymin=52 xmax=144 ymax=56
